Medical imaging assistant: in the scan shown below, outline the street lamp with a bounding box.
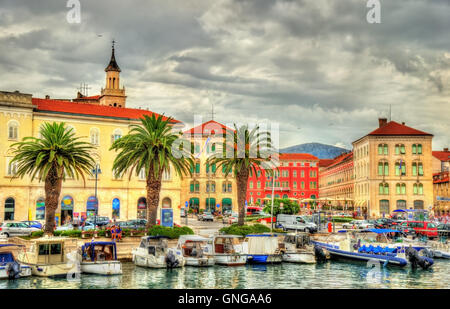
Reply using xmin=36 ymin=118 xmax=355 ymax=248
xmin=92 ymin=164 xmax=102 ymax=229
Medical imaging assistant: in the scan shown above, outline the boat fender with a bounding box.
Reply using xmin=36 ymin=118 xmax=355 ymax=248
xmin=165 ymin=251 xmax=179 ymax=269
xmin=6 ymin=261 xmax=21 ymax=280
xmin=314 ymin=245 xmax=327 ymax=263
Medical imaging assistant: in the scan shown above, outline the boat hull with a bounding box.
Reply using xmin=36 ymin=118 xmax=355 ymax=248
xmin=24 ymin=263 xmax=80 ymax=277
xmin=185 ymin=257 xmax=215 ymax=267
xmin=0 ymin=265 xmax=32 ymax=279
xmin=213 ymin=254 xmax=247 ymax=266
xmin=132 ymin=250 xmax=185 ymax=268
xmin=247 ymin=254 xmax=282 ymax=264
xmin=282 ymin=252 xmax=316 ymax=264
xmin=432 ymin=250 xmax=450 ymax=259
xmin=81 ymin=261 xmax=122 ymax=275
xmin=313 ymin=242 xmax=407 ymax=267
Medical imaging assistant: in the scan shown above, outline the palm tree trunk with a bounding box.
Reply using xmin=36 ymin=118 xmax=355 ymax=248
xmin=146 ymin=168 xmax=162 ymax=228
xmin=44 ymin=166 xmax=63 ymax=235
xmin=236 ymin=168 xmax=249 ymax=226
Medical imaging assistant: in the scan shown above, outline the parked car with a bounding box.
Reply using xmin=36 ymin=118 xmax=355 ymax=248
xmin=56 ymin=222 xmax=96 ymax=231
xmin=276 ymin=214 xmax=318 ymax=233
xmin=0 ymin=222 xmax=40 ymax=237
xmin=437 ymin=223 xmax=450 ymax=238
xmin=198 ymin=212 xmax=214 ymax=222
xmin=86 ymin=216 xmax=110 ymax=227
xmin=400 ymin=221 xmax=438 ymax=239
xmin=125 ymin=219 xmax=147 ymax=229
xmin=342 ymin=220 xmax=374 ymax=230
xmin=21 ymin=220 xmax=43 ymax=229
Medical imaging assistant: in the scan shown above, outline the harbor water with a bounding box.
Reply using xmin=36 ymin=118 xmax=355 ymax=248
xmin=1 ymin=260 xmax=449 ymax=289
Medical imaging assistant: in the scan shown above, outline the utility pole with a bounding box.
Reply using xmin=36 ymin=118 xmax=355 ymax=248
xmin=270 ymin=168 xmax=276 ymax=232
xmin=92 ymin=164 xmax=101 ymax=229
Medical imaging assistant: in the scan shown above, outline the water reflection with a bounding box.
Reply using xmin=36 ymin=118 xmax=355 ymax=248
xmin=0 ymin=260 xmax=448 ymax=289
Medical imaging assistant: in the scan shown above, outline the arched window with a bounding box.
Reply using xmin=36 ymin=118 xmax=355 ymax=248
xmin=7 ymin=121 xmax=19 ymax=140
xmin=396 ymin=200 xmax=407 ymax=209
xmin=90 ymin=128 xmax=100 ymax=145
xmin=413 ymin=183 xmax=423 ymax=195
xmin=396 ymin=183 xmax=406 ymax=195
xmin=378 ymin=161 xmax=389 ymax=176
xmin=112 ymin=129 xmax=122 ymax=142
xmin=206 ymin=181 xmax=216 ymax=193
xmin=412 ymin=162 xmax=423 ymax=176
xmin=139 ymin=169 xmax=146 ymax=180
xmin=412 ymin=144 xmax=423 ymax=155
xmin=222 ymin=181 xmax=232 ymax=193
xmin=4 ymin=197 xmax=15 ymax=220
xmin=395 ymin=144 xmax=406 ymax=155
xmin=162 ymin=168 xmax=171 ymax=181
xmin=137 ymin=197 xmax=147 ymax=219
xmin=395 ymin=161 xmax=406 ymax=176
xmin=190 ymin=181 xmax=200 ymax=193
xmin=379 ymin=200 xmax=389 ymax=214
xmin=378 ymin=144 xmax=388 ymax=155
xmin=379 ymin=183 xmax=389 ymax=195
xmin=162 ymin=197 xmax=172 ymax=209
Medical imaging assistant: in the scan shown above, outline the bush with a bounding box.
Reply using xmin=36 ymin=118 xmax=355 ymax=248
xmin=219 ymin=223 xmax=271 ymax=237
xmin=331 ymin=217 xmax=354 ymax=223
xmin=147 ymin=225 xmax=194 ymax=239
xmin=31 ymin=231 xmax=44 ymax=238
xmin=262 ymin=198 xmax=300 ymax=216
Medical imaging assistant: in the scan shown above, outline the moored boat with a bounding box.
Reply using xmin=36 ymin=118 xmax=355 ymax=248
xmin=211 ymin=235 xmax=247 ymax=266
xmin=17 ymin=237 xmax=80 ymax=277
xmin=312 ymin=229 xmax=434 ymax=269
xmin=0 ymin=244 xmax=32 ymax=279
xmin=80 ymin=241 xmax=122 ymax=275
xmin=280 ymin=233 xmax=315 ymax=264
xmin=243 ymin=234 xmax=282 ymax=264
xmin=132 ymin=236 xmax=185 ymax=268
xmin=177 ymin=235 xmax=214 ymax=267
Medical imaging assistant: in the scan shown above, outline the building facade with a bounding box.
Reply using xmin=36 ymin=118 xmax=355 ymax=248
xmin=432 ymin=148 xmax=450 ymax=215
xmin=318 ymin=152 xmax=354 ymax=209
xmin=181 ymin=120 xmax=238 ymax=214
xmin=352 ymin=118 xmax=434 ymax=217
xmin=246 ymin=153 xmax=319 ymax=206
xmin=0 ymin=46 xmax=184 ymax=225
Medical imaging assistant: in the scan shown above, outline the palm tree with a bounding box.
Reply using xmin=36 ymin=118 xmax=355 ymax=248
xmin=207 ymin=124 xmax=276 ymax=225
xmin=110 ymin=114 xmax=193 ymax=228
xmin=10 ymin=122 xmax=95 ymax=235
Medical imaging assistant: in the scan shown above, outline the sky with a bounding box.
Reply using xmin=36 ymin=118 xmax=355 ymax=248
xmin=0 ymin=0 xmax=449 ymax=150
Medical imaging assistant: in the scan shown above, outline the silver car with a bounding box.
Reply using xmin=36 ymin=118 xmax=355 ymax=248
xmin=0 ymin=221 xmax=40 ymax=237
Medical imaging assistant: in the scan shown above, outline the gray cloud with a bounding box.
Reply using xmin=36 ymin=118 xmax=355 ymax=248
xmin=0 ymin=0 xmax=448 ymax=150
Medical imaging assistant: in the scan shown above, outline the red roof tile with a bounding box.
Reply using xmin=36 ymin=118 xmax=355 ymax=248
xmin=325 ymin=152 xmax=353 ymax=169
xmin=279 ymin=153 xmax=318 ymax=161
xmin=184 ymin=120 xmax=234 ymax=135
xmin=319 ymin=159 xmax=334 ymax=167
xmin=32 ymin=98 xmax=179 ymax=123
xmin=433 ymin=151 xmax=450 ymax=162
xmin=368 ymin=121 xmax=432 ymax=136
xmin=75 ymin=95 xmax=101 ymax=100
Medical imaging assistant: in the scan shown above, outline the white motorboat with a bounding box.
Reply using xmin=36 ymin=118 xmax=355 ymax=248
xmin=280 ymin=233 xmax=316 ymax=264
xmin=177 ymin=235 xmax=214 ymax=267
xmin=132 ymin=236 xmax=185 ymax=268
xmin=429 ymin=242 xmax=450 ymax=259
xmin=0 ymin=244 xmax=32 ymax=279
xmin=80 ymin=241 xmax=122 ymax=275
xmin=211 ymin=235 xmax=247 ymax=266
xmin=242 ymin=234 xmax=282 ymax=264
xmin=17 ymin=237 xmax=80 ymax=277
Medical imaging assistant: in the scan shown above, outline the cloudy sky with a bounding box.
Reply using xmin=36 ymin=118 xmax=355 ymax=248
xmin=0 ymin=0 xmax=449 ymax=150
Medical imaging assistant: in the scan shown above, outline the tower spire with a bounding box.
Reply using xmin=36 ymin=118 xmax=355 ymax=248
xmin=105 ymin=39 xmax=121 ymax=72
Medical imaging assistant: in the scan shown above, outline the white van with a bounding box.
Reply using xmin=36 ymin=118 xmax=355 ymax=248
xmin=276 ymin=214 xmax=317 ymax=233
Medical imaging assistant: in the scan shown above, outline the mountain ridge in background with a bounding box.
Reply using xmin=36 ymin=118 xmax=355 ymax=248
xmin=280 ymin=142 xmax=349 ymax=159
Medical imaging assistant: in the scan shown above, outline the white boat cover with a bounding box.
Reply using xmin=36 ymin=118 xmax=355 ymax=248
xmin=247 ymin=236 xmax=278 ymax=255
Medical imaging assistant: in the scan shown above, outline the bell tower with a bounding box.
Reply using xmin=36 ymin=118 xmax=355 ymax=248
xmin=99 ymin=40 xmax=127 ymax=107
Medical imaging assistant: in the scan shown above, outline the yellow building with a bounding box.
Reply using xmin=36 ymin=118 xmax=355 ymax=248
xmin=180 ymin=120 xmax=238 ymax=214
xmin=352 ymin=118 xmax=434 ymax=217
xmin=0 ymin=46 xmax=183 ymax=225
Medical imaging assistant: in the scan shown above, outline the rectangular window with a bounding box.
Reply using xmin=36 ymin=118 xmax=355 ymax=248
xmin=301 ymin=170 xmax=305 ymax=178
xmin=384 ymin=145 xmax=388 ymax=155
xmin=401 ymin=145 xmax=406 ymax=154
xmin=412 ymin=164 xmax=417 ymax=176
xmin=418 ymin=144 xmax=422 ymax=154
xmin=249 ymin=181 xmax=254 ymax=189
xmin=195 ymin=163 xmax=200 ymax=174
xmin=384 ymin=164 xmax=389 ymax=176
xmin=293 ymin=170 xmax=297 ymax=178
xmin=301 ymin=181 xmax=305 ymax=189
xmin=257 ymin=181 xmax=261 ymax=189
xmin=293 ymin=181 xmax=297 ymax=189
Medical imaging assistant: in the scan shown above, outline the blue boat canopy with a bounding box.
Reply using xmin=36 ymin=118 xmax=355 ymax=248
xmin=363 ymin=229 xmax=399 ymax=234
xmin=81 ymin=241 xmax=117 ymax=261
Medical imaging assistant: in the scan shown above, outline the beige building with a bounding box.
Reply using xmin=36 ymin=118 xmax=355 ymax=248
xmin=318 ymin=152 xmax=355 ymax=209
xmin=0 ymin=46 xmax=183 ymax=225
xmin=432 ymin=148 xmax=450 ymax=214
xmin=352 ymin=118 xmax=434 ymax=217
xmin=180 ymin=120 xmax=238 ymax=214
